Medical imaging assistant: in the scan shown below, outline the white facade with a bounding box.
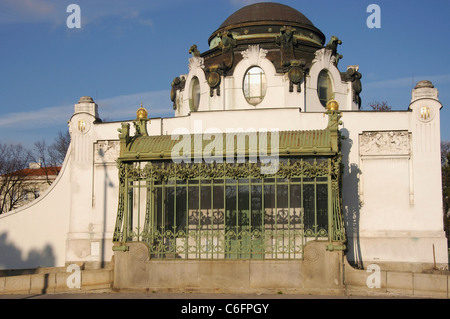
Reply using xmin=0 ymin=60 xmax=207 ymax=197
xmin=0 ymin=5 xmax=447 ymax=272
xmin=175 ymin=46 xmax=359 ymax=117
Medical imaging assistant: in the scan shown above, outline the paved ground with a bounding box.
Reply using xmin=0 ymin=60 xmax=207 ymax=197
xmin=0 ymin=291 xmax=416 ymax=299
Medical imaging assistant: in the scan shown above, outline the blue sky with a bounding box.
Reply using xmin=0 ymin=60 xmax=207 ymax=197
xmin=1 ymin=0 xmax=449 ymax=148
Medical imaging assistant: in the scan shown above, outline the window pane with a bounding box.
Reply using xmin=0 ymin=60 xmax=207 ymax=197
xmin=316 ymin=184 xmax=328 ymax=236
xmin=200 ymin=185 xmax=211 ymax=225
xmin=213 ymin=185 xmax=224 ymax=210
xmin=190 ymin=77 xmax=200 ymax=111
xmin=188 ymin=185 xmax=199 ymax=225
xmin=176 ymin=185 xmax=187 ymax=231
xmin=200 ymin=186 xmax=211 ymax=210
xmin=276 ymin=184 xmax=288 ymax=226
xmin=318 ymin=70 xmax=333 ymax=107
xmin=243 ymin=66 xmax=267 ymax=105
xmin=155 ymin=187 xmax=163 ymax=229
xmin=213 ymin=185 xmax=224 ymax=225
xmin=238 ymin=184 xmax=249 ymax=227
xmin=264 ymin=184 xmax=275 ymax=227
xmin=226 ymin=185 xmax=236 ymax=209
xmin=226 ymin=184 xmax=237 ymax=228
xmin=303 ymin=184 xmax=315 ymax=235
xmin=165 ymin=186 xmax=175 ymax=230
xmin=290 ymin=184 xmax=303 ymax=227
xmin=251 ymin=184 xmax=263 ymax=228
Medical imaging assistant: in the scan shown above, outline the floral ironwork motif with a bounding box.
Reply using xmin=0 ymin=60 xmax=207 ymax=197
xmin=120 ymin=158 xmax=333 ymax=182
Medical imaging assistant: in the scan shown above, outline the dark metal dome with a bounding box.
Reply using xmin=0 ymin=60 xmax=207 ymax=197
xmin=208 ymin=2 xmax=325 ymax=47
xmin=219 ymin=2 xmax=315 ymax=29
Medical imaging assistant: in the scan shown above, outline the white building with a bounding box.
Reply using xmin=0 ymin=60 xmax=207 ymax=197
xmin=0 ymin=2 xmax=447 ymax=292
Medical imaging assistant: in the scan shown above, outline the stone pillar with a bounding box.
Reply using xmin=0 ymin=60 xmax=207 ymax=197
xmin=66 ymin=96 xmax=101 ymax=267
xmin=408 ymin=81 xmax=448 ymax=266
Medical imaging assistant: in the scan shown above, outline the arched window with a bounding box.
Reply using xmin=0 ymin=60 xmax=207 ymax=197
xmin=189 ymin=77 xmax=200 ymax=111
xmin=317 ymin=70 xmax=333 ymax=107
xmin=243 ymin=66 xmax=267 ymax=105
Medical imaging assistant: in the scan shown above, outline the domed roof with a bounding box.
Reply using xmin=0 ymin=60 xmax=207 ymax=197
xmin=414 ymin=80 xmax=434 ymax=89
xmin=219 ymin=2 xmax=314 ymax=29
xmin=208 ymin=2 xmax=325 ymax=47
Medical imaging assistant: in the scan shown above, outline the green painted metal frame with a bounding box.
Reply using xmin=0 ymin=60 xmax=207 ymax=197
xmin=113 ymin=111 xmax=346 ymax=258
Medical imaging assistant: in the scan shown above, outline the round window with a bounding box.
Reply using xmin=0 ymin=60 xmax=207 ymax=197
xmin=317 ymin=70 xmax=333 ymax=107
xmin=243 ymin=66 xmax=267 ymax=105
xmin=190 ymin=77 xmax=200 ymax=111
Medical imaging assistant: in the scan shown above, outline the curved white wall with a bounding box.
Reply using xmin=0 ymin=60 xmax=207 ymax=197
xmin=0 ymin=148 xmax=72 ymax=270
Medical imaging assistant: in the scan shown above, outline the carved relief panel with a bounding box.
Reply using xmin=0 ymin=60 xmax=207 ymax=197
xmin=359 ymin=131 xmax=410 ymax=156
xmin=358 ymin=130 xmax=413 ymax=205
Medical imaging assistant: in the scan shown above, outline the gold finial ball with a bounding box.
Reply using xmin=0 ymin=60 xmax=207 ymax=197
xmin=136 ymin=104 xmax=148 ymax=120
xmin=326 ymin=99 xmax=339 ymax=111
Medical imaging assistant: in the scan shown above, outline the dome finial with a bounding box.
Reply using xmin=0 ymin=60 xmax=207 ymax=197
xmin=326 ymin=99 xmax=339 ymax=111
xmin=136 ymin=103 xmax=148 ymax=120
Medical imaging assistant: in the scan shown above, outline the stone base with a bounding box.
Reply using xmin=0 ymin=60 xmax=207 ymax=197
xmin=346 ymin=232 xmax=449 ymax=272
xmin=113 ymin=241 xmax=345 ymax=295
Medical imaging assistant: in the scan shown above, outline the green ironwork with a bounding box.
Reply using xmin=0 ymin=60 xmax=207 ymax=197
xmin=116 ymin=117 xmax=340 ymax=163
xmin=113 ymin=110 xmax=346 ymax=259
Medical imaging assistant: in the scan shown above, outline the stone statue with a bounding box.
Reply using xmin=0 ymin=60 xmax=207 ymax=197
xmin=218 ymin=31 xmax=236 ymax=71
xmin=276 ymin=26 xmax=297 ymax=68
xmin=346 ymin=67 xmax=362 ymax=108
xmin=326 ymin=36 xmax=343 ymax=66
xmin=189 ymin=44 xmax=200 ymax=57
xmin=170 ymin=76 xmax=186 ymax=110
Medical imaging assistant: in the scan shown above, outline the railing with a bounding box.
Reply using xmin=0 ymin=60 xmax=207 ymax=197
xmin=142 ymin=224 xmax=306 ymax=260
xmin=113 ymin=158 xmax=346 ymax=259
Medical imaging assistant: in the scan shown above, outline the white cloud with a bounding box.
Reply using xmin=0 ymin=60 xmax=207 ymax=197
xmin=0 ymin=0 xmax=156 ymax=27
xmin=0 ymin=90 xmax=172 ymax=130
xmin=0 ymin=0 xmax=67 ymax=25
xmin=97 ymin=90 xmax=172 ymax=121
xmin=0 ymin=104 xmax=70 ymax=128
xmin=364 ymin=73 xmax=450 ymax=90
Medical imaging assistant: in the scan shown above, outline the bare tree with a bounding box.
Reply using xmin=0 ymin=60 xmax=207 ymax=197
xmin=441 ymin=140 xmax=450 ymax=166
xmin=32 ymin=140 xmax=58 ymax=186
xmin=367 ymin=101 xmax=392 ymax=111
xmin=31 ymin=129 xmax=70 ymax=181
xmin=0 ymin=143 xmax=32 ymax=213
xmin=49 ymin=130 xmax=71 ymax=165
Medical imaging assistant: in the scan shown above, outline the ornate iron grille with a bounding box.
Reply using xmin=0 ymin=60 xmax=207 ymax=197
xmin=113 ymin=158 xmax=345 ymax=259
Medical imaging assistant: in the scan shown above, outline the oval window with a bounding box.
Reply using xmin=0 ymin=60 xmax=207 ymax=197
xmin=243 ymin=66 xmax=267 ymax=105
xmin=190 ymin=77 xmax=200 ymax=111
xmin=317 ymin=70 xmax=333 ymax=107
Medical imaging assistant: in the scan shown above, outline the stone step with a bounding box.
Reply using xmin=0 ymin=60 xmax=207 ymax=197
xmin=0 ymin=267 xmax=113 ymax=295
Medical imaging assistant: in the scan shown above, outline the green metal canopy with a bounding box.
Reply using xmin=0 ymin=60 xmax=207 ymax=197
xmin=117 ymin=110 xmax=341 ymax=162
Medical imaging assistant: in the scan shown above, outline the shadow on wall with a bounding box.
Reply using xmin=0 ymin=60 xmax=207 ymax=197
xmin=340 ymin=128 xmax=363 ymax=269
xmin=98 ymin=148 xmax=115 ymax=269
xmin=0 ymin=232 xmax=55 ymax=271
